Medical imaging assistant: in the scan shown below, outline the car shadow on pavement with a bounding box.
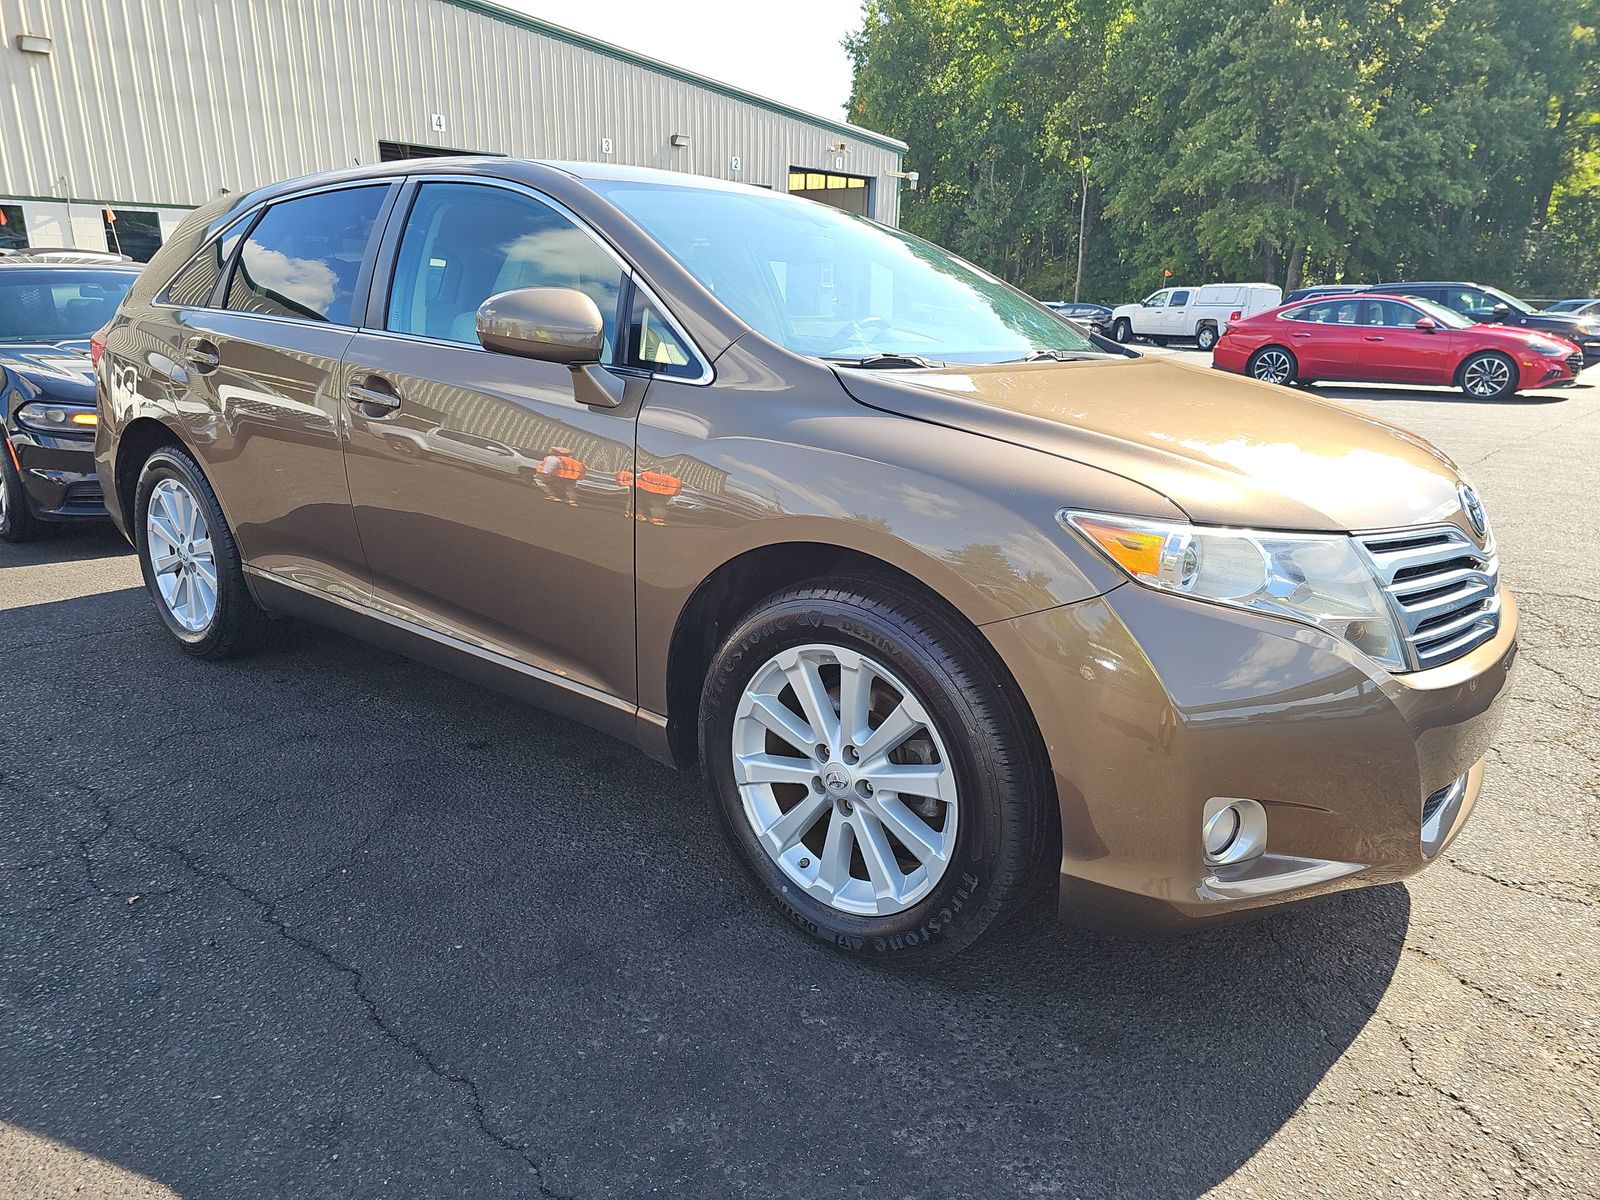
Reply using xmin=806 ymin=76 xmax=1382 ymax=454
xmin=0 ymin=593 xmax=1409 ymax=1200
xmin=1310 ymin=383 xmax=1568 ymax=405
xmin=0 ymin=523 xmax=131 ymax=568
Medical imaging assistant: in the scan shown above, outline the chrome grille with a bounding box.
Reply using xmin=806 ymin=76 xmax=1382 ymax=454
xmin=1356 ymin=525 xmax=1500 ymax=670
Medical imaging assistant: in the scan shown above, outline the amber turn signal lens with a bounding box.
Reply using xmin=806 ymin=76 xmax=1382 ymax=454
xmin=1071 ymin=517 xmax=1165 ymax=577
xmin=70 ymin=412 xmax=98 ymax=427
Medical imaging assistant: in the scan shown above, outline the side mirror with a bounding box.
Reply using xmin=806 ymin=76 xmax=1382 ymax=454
xmin=1415 ymin=317 xmax=1437 ymax=332
xmin=476 ymin=287 xmax=604 ymax=363
xmin=1491 ymin=303 xmax=1511 ymax=320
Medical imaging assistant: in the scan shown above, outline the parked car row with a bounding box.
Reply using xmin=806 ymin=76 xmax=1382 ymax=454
xmin=50 ymin=158 xmax=1516 ymax=958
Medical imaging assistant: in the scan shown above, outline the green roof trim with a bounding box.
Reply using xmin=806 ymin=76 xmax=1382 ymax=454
xmin=443 ymin=0 xmax=907 ymax=154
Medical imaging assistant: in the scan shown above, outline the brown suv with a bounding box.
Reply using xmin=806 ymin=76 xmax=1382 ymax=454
xmin=95 ymin=161 xmax=1517 ymax=958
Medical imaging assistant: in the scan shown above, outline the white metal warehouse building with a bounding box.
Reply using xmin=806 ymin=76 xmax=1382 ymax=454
xmin=0 ymin=0 xmax=907 ymax=259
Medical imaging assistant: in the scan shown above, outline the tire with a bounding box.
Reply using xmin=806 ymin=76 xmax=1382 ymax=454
xmin=1111 ymin=318 xmax=1132 ymax=344
xmin=1150 ymin=336 xmax=1170 ymax=347
xmin=700 ymin=576 xmax=1051 ymax=961
xmin=0 ymin=439 xmax=45 ymax=543
xmin=1458 ymin=351 xmax=1517 ymax=400
xmin=1247 ymin=345 xmax=1298 ymax=386
xmin=1196 ymin=324 xmax=1218 ymax=351
xmin=134 ymin=444 xmax=272 ymax=659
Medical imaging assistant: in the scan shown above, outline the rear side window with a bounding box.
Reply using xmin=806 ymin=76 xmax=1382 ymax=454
xmin=1169 ymin=290 xmax=1192 ymax=306
xmin=385 ymin=182 xmax=623 ymax=350
xmin=226 ymin=186 xmax=388 ymax=325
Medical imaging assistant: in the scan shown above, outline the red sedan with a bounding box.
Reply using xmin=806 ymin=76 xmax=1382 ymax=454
xmin=1214 ymin=292 xmax=1583 ymax=399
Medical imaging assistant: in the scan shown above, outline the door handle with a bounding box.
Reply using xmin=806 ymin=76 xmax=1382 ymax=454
xmin=347 ymin=375 xmax=402 ymax=413
xmin=1364 ymin=335 xmax=1386 ymax=342
xmin=183 ymin=338 xmax=220 ymax=374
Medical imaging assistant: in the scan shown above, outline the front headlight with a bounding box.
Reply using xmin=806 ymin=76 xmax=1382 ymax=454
xmin=1534 ymin=340 xmax=1573 ymax=356
xmin=14 ymin=402 xmax=97 ymax=434
xmin=1062 ymin=511 xmax=1406 ymax=669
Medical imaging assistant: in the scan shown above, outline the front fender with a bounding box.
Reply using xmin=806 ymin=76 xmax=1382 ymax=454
xmin=631 ymin=340 xmax=1186 ymax=714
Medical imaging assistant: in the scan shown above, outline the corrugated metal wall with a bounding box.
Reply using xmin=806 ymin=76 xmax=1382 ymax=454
xmin=0 ymin=0 xmax=904 ymax=228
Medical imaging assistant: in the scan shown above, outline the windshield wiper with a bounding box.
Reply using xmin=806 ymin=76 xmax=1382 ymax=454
xmin=1008 ymin=349 xmax=1097 ymax=363
xmin=823 ymin=352 xmax=942 ymax=369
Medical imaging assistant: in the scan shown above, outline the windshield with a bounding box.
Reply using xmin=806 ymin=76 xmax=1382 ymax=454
xmin=0 ymin=270 xmax=134 ymax=343
xmin=1482 ymin=285 xmax=1533 ymax=314
xmin=1406 ymin=296 xmax=1475 ymax=328
xmin=588 ymin=180 xmax=1097 ymax=364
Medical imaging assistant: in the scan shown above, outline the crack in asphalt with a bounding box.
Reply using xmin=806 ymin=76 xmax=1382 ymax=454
xmin=1383 ymin=1017 xmax=1549 ymax=1187
xmin=1444 ymin=858 xmax=1598 ymax=907
xmin=49 ymin=779 xmax=576 ymax=1200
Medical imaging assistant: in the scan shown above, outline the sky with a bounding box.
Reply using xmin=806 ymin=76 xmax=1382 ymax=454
xmin=500 ymin=0 xmax=865 ymax=122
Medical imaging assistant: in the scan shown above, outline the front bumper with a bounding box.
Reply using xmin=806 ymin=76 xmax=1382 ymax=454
xmin=984 ymin=582 xmax=1518 ymax=932
xmin=7 ymin=430 xmax=106 ymax=521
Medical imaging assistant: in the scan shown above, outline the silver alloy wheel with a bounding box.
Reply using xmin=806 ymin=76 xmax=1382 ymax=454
xmin=730 ymin=643 xmax=959 ymax=917
xmin=1197 ymin=326 xmax=1217 ymax=350
xmin=146 ymin=477 xmax=218 ymax=633
xmin=0 ymin=462 xmax=9 ymax=526
xmin=1462 ymin=354 xmax=1511 ymax=397
xmin=1252 ymin=349 xmax=1294 ymax=384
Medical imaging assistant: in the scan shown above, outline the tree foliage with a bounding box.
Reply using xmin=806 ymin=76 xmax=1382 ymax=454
xmin=847 ymin=0 xmax=1600 ymax=299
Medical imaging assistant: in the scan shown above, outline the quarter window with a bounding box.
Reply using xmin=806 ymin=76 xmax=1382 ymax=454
xmin=386 ymin=182 xmax=623 ymax=351
xmin=623 ymin=294 xmax=698 ymax=378
xmin=163 ymin=238 xmax=228 ymax=308
xmin=226 ymin=186 xmax=388 ymax=325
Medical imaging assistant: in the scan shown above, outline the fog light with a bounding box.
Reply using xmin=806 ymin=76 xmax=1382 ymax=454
xmin=1201 ymin=797 xmax=1267 ymax=866
xmin=1203 ymin=806 xmax=1241 ymax=857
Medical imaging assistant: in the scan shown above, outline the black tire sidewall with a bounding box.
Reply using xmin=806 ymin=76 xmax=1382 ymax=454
xmin=1197 ymin=325 xmax=1217 ymax=350
xmin=0 ymin=440 xmax=42 ymax=542
xmin=1112 ymin=318 xmax=1131 ymax=343
xmin=134 ymin=447 xmax=250 ymax=654
xmin=701 ymin=588 xmax=1029 ymax=960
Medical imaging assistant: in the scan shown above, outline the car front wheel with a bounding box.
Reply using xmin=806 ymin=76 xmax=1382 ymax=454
xmin=700 ymin=578 xmax=1050 ymax=960
xmin=135 ymin=445 xmax=273 ymax=659
xmin=1111 ymin=318 xmax=1132 ymax=343
xmin=1458 ymin=351 xmax=1517 ymax=400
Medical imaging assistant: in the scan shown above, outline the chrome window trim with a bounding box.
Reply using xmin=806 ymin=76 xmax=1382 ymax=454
xmin=382 ymin=173 xmax=715 ymax=386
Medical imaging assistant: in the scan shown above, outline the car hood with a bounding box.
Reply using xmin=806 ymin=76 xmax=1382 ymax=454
xmin=0 ymin=341 xmax=95 ymax=405
xmin=833 ymin=354 xmax=1468 ymax=532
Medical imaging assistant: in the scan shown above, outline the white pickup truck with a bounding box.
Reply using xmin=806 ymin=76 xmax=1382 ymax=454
xmin=1109 ymin=283 xmax=1282 ymax=350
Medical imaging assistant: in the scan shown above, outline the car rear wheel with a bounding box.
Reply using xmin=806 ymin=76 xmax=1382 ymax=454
xmin=1247 ymin=346 xmax=1298 ymax=385
xmin=0 ymin=441 xmax=45 ymax=543
xmin=1150 ymin=335 xmax=1169 ymax=347
xmin=700 ymin=577 xmax=1050 ymax=960
xmin=1196 ymin=324 xmax=1219 ymax=351
xmin=135 ymin=445 xmax=273 ymax=659
xmin=1458 ymin=351 xmax=1517 ymax=400
xmin=1111 ymin=318 xmax=1132 ymax=343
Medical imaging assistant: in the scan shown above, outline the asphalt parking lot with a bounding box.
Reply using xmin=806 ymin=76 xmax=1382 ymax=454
xmin=2 ymin=359 xmax=1597 ymax=1199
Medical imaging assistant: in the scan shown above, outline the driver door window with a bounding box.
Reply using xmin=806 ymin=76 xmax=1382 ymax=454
xmin=386 ymin=182 xmax=623 ymax=352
